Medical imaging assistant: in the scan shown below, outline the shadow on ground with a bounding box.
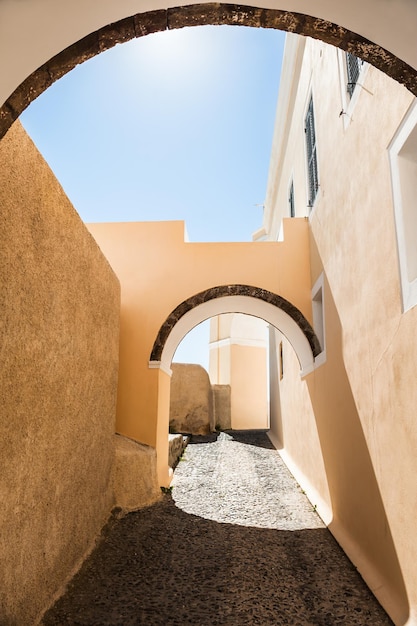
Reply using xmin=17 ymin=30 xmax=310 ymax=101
xmin=42 ymin=495 xmax=392 ymax=626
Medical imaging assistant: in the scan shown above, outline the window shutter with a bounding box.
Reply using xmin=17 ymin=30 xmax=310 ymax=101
xmin=305 ymin=96 xmax=319 ymax=207
xmin=346 ymin=52 xmax=363 ymax=97
xmin=289 ymin=180 xmax=295 ymax=217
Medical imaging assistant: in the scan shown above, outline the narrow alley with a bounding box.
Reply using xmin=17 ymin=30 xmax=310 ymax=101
xmin=42 ymin=431 xmax=393 ymax=625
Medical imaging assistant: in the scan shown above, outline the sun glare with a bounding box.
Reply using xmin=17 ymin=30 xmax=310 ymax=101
xmin=123 ymin=27 xmax=217 ymax=87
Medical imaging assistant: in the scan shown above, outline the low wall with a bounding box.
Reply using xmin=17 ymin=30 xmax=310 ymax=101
xmin=169 ymin=364 xmax=214 ymax=435
xmin=113 ymin=435 xmax=161 ymax=511
xmin=212 ymin=384 xmax=231 ymax=430
xmin=168 ymin=434 xmax=189 ymax=469
xmin=0 ymin=122 xmax=120 ymax=624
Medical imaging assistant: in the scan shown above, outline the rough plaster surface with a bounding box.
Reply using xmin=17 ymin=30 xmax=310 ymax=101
xmin=0 ymin=121 xmax=120 ymax=625
xmin=212 ymin=384 xmax=231 ymax=430
xmin=265 ymin=38 xmax=415 ymax=623
xmin=168 ymin=434 xmax=188 ymax=469
xmin=113 ymin=435 xmax=161 ymax=511
xmin=1 ymin=3 xmax=417 ymax=140
xmin=169 ymin=364 xmax=214 ymax=435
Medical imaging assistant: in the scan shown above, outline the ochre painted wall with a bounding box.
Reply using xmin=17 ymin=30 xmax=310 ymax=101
xmin=229 ymin=344 xmax=268 ymax=429
xmin=209 ymin=314 xmax=269 ymax=430
xmin=88 ymin=219 xmax=312 ymax=484
xmin=0 ymin=122 xmax=120 ymax=624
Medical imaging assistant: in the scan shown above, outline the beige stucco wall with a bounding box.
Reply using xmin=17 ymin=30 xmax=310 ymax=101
xmin=265 ymin=34 xmax=417 ymax=624
xmin=212 ymin=384 xmax=231 ymax=430
xmin=169 ymin=363 xmax=214 ymax=435
xmin=113 ymin=435 xmax=160 ymax=511
xmin=88 ymin=219 xmax=312 ymax=485
xmin=209 ymin=314 xmax=269 ymax=429
xmin=229 ymin=345 xmax=268 ymax=429
xmin=268 ymin=328 xmax=331 ymax=521
xmin=0 ymin=121 xmax=120 ymax=624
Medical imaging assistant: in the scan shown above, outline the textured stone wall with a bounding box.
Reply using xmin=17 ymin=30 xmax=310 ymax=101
xmin=0 ymin=121 xmax=120 ymax=624
xmin=169 ymin=364 xmax=214 ymax=435
xmin=212 ymin=385 xmax=231 ymax=431
xmin=113 ymin=435 xmax=161 ymax=511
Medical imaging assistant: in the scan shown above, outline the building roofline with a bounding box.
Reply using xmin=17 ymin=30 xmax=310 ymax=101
xmin=263 ymin=33 xmax=306 ymax=237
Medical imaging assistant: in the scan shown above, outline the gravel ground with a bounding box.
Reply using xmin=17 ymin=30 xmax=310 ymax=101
xmin=42 ymin=431 xmax=393 ymax=625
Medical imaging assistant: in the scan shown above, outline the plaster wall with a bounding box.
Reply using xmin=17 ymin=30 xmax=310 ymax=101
xmin=1 ymin=0 xmax=417 ymax=113
xmin=265 ymin=34 xmax=417 ymax=624
xmin=212 ymin=385 xmax=231 ymax=430
xmin=209 ymin=340 xmax=232 ymax=384
xmin=229 ymin=344 xmax=268 ymax=429
xmin=169 ymin=363 xmax=214 ymax=434
xmin=268 ymin=329 xmax=331 ymax=522
xmin=0 ymin=122 xmax=120 ymax=624
xmin=113 ymin=435 xmax=161 ymax=511
xmin=209 ymin=313 xmax=269 ymax=429
xmin=87 ymin=219 xmax=312 ymax=484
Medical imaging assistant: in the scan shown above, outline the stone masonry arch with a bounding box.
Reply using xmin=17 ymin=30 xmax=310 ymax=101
xmin=150 ymin=285 xmax=321 ymax=485
xmin=150 ymin=284 xmax=321 ymax=374
xmin=1 ymin=3 xmax=417 ymax=140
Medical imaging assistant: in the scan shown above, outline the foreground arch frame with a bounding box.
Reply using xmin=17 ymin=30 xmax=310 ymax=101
xmin=1 ymin=3 xmax=417 ymax=140
xmin=150 ymin=284 xmax=322 ymax=376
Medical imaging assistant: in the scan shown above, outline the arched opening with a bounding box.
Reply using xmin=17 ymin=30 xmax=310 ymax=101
xmin=1 ymin=3 xmax=417 ymax=141
xmin=170 ymin=313 xmax=270 ymax=438
xmin=150 ymin=284 xmax=321 ymax=373
xmin=149 ymin=284 xmax=321 ymax=481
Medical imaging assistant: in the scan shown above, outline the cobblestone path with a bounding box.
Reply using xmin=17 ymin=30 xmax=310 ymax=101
xmin=42 ymin=431 xmax=393 ymax=625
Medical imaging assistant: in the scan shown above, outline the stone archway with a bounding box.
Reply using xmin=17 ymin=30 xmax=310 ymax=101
xmin=148 ymin=283 xmax=322 ymax=484
xmin=1 ymin=3 xmax=417 ymax=140
xmin=150 ymin=283 xmax=322 ymax=374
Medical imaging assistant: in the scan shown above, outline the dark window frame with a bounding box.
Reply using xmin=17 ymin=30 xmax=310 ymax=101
xmin=288 ymin=179 xmax=295 ymax=217
xmin=305 ymin=96 xmax=319 ymax=208
xmin=346 ymin=52 xmax=364 ymax=97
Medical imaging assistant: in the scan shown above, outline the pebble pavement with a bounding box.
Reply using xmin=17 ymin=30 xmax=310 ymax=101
xmin=42 ymin=430 xmax=393 ymax=625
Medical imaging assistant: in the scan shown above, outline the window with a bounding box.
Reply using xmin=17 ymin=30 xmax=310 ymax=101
xmin=337 ymin=50 xmax=368 ymax=128
xmin=305 ymin=96 xmax=319 ymax=208
xmin=288 ymin=179 xmax=295 ymax=217
xmin=312 ymin=274 xmax=326 ymax=367
xmin=389 ymin=101 xmax=417 ymax=312
xmin=346 ymin=52 xmax=364 ymax=98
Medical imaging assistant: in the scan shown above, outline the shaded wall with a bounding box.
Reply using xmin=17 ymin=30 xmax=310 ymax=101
xmin=0 ymin=122 xmax=120 ymax=624
xmin=212 ymin=384 xmax=231 ymax=431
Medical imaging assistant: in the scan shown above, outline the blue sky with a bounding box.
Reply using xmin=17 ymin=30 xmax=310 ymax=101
xmin=20 ymin=25 xmax=285 ymax=368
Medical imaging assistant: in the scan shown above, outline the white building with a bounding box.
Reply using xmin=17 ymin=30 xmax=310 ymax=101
xmin=259 ymin=33 xmax=417 ymax=624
